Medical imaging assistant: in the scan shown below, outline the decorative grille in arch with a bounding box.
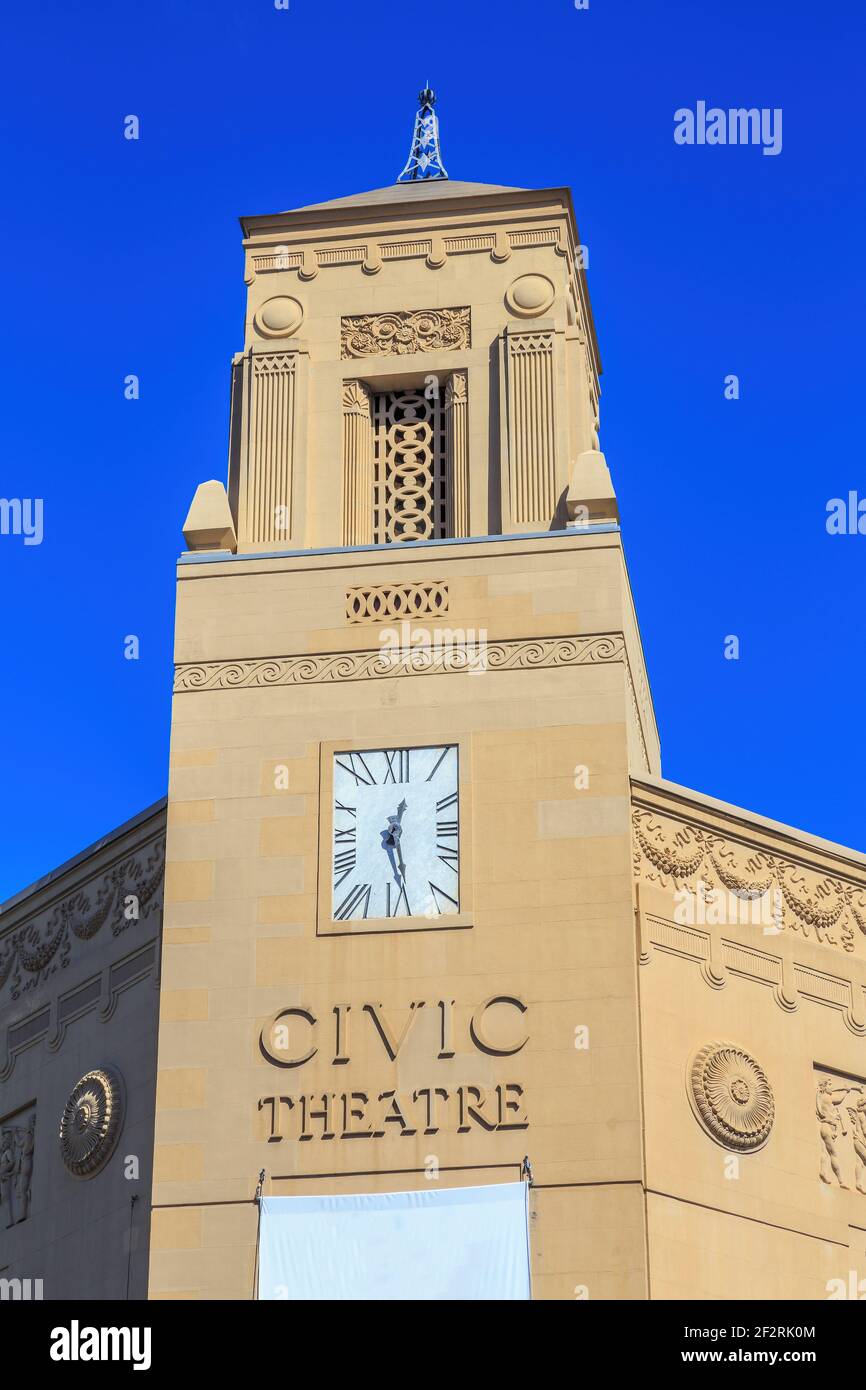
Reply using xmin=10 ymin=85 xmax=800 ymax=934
xmin=372 ymin=389 xmax=447 ymax=543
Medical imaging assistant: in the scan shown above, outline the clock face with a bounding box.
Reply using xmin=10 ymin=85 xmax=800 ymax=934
xmin=331 ymin=744 xmax=459 ymax=922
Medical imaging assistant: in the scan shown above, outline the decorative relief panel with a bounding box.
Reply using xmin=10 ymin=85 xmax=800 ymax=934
xmin=59 ymin=1068 xmax=124 ymax=1178
xmin=0 ymin=837 xmax=164 ymax=1003
xmin=633 ymin=806 xmax=866 ymax=955
xmin=815 ymin=1066 xmax=866 ymax=1193
xmin=688 ymin=1043 xmax=775 ymax=1152
xmin=346 ymin=582 xmax=449 ymax=624
xmin=341 ymin=308 xmax=470 ymax=360
xmin=0 ymin=1103 xmax=35 ymax=1227
xmin=373 ymin=389 xmax=446 ymax=543
xmin=175 ymin=633 xmax=625 ymax=691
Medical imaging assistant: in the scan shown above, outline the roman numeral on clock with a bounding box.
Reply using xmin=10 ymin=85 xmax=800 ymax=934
xmin=428 ymin=881 xmax=458 ymax=913
xmin=334 ymin=882 xmax=371 ymax=920
xmin=333 ymin=848 xmax=356 ymax=888
xmin=383 ymin=749 xmax=410 ymax=783
xmin=426 ymin=747 xmax=452 ymax=782
xmin=385 ymin=879 xmax=411 ymax=917
xmin=335 ymin=753 xmax=377 ymax=786
xmin=437 ymin=845 xmax=459 ymax=874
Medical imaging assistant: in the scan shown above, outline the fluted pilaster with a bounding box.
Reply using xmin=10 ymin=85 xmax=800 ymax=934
xmin=444 ymin=369 xmax=469 ymax=538
xmin=503 ymin=329 xmax=557 ymax=526
xmin=229 ymin=347 xmax=308 ymax=547
xmin=341 ymin=380 xmax=374 ymax=546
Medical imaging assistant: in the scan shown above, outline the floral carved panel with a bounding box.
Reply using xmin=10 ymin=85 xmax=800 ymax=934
xmin=341 ymin=308 xmax=470 ymax=359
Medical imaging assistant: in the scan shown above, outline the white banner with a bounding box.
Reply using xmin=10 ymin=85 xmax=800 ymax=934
xmin=258 ymin=1181 xmax=531 ymax=1301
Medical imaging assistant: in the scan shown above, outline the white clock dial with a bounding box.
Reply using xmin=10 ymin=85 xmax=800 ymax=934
xmin=331 ymin=745 xmax=459 ymax=922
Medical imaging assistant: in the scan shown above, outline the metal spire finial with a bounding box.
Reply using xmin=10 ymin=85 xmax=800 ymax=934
xmin=396 ymin=86 xmax=449 ymax=183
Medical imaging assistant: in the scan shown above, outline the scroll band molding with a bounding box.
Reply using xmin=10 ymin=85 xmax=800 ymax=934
xmin=174 ymin=632 xmax=626 ymax=692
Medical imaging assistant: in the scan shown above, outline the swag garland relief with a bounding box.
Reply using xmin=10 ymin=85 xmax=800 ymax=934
xmin=0 ymin=839 xmax=165 ymax=1002
xmin=633 ymin=808 xmax=866 ymax=955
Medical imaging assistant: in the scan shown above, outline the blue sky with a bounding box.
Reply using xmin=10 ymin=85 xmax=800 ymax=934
xmin=1 ymin=0 xmax=864 ymax=900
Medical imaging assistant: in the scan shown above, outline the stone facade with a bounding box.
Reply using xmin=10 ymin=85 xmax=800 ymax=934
xmin=0 ymin=802 xmax=164 ymax=1299
xmin=633 ymin=776 xmax=866 ymax=1298
xmin=4 ymin=173 xmax=865 ymax=1303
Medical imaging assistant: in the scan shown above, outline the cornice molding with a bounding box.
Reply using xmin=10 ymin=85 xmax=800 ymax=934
xmin=0 ymin=938 xmax=158 ymax=1079
xmin=245 ymin=223 xmax=567 ymax=284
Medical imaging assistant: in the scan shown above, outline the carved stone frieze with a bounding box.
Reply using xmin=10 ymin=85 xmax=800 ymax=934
xmin=633 ymin=806 xmax=866 ymax=954
xmin=0 ymin=837 xmax=165 ymax=1002
xmin=175 ymin=633 xmax=626 ymax=692
xmin=688 ymin=1043 xmax=774 ymax=1152
xmin=341 ymin=308 xmax=470 ymax=359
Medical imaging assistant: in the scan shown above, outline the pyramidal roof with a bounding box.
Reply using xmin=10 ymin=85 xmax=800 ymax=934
xmin=289 ymin=180 xmax=526 ymax=215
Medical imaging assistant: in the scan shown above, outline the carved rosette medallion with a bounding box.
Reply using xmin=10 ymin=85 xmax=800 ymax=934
xmin=687 ymin=1043 xmax=774 ymax=1152
xmin=341 ymin=308 xmax=470 ymax=359
xmin=59 ymin=1068 xmax=125 ymax=1178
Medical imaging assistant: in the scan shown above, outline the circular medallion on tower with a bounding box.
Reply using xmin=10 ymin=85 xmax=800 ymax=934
xmin=687 ymin=1043 xmax=774 ymax=1152
xmin=505 ymin=273 xmax=556 ymax=318
xmin=59 ymin=1068 xmax=125 ymax=1178
xmin=253 ymin=295 xmax=305 ymax=339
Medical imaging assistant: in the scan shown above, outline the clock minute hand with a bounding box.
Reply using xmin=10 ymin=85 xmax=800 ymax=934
xmin=383 ymin=800 xmax=408 ymax=881
xmin=394 ymin=798 xmax=407 ymax=879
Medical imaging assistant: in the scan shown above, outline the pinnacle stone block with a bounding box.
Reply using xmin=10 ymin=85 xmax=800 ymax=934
xmin=182 ymin=480 xmax=238 ymax=552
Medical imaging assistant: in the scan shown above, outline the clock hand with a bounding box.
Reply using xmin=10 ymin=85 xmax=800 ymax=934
xmin=395 ymin=799 xmax=407 ymax=879
xmin=382 ymin=800 xmax=408 ymax=881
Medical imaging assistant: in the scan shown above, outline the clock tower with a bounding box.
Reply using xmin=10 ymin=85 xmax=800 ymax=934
xmin=150 ymin=92 xmax=660 ymax=1299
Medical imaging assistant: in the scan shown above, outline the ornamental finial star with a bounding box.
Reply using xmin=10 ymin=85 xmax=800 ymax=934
xmin=396 ymin=85 xmax=449 ymax=183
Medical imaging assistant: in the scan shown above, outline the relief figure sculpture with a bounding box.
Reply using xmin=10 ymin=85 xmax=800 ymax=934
xmin=817 ymin=1078 xmax=862 ymax=1188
